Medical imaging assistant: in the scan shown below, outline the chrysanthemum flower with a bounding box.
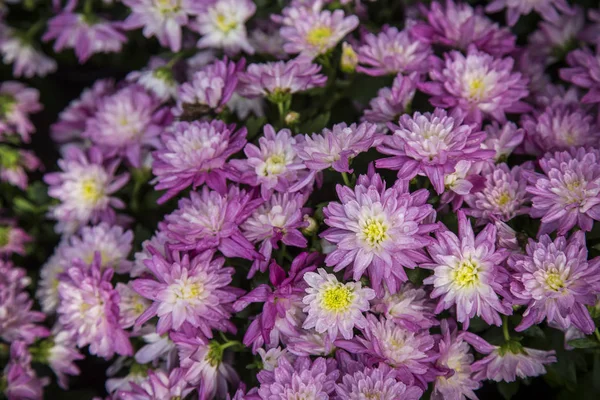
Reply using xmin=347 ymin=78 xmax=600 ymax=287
xmin=83 ymin=85 xmax=170 ymax=168
xmin=257 ymin=347 xmax=292 ymax=371
xmin=423 ymin=211 xmax=512 ymax=328
xmin=412 ymin=0 xmax=515 ymax=56
xmin=376 ymin=108 xmax=493 ymax=194
xmin=152 ymin=120 xmax=247 ymax=202
xmin=249 ymin=25 xmax=287 ymax=59
xmin=241 ymin=192 xmax=308 ymax=277
xmin=194 ymin=0 xmax=256 ymax=55
xmin=57 ymin=254 xmax=132 ymax=359
xmin=116 ymin=283 xmax=151 ymax=330
xmin=117 ymin=368 xmax=194 ymax=400
xmin=36 ymin=251 xmax=66 ymax=314
xmin=561 ymin=48 xmax=600 ymax=105
xmin=482 ymin=121 xmax=524 ymax=162
xmin=0 ymin=219 xmax=31 ymax=256
xmin=131 ymin=231 xmax=170 ymax=278
xmin=40 ymin=331 xmax=83 ymax=390
xmin=486 ymin=0 xmax=573 ymax=26
xmin=464 ymin=333 xmax=556 ymax=382
xmin=0 ymin=147 xmax=41 ymax=190
xmin=440 ymin=160 xmax=485 ymax=211
xmin=302 ymin=268 xmax=374 ymax=340
xmin=122 ymin=0 xmax=201 ymax=52
xmin=133 ymin=249 xmax=240 ymax=336
xmin=3 ymin=341 xmax=49 ymax=399
xmin=508 ymin=232 xmax=600 ymax=334
xmin=335 ymin=363 xmax=423 ymax=400
xmin=0 ymin=81 xmax=42 ymax=143
xmin=44 ymin=146 xmax=129 ymax=234
xmin=278 ymin=4 xmax=359 ymax=60
xmin=526 ymin=147 xmax=600 ymax=235
xmin=465 ymin=163 xmax=531 ymax=223
xmin=126 ymin=58 xmax=179 ymax=102
xmin=362 ymin=74 xmax=418 ymax=125
xmin=0 ymin=32 xmax=56 ymax=78
xmin=161 ymin=185 xmax=261 ymax=259
xmin=322 ymin=169 xmax=437 ymax=294
xmin=238 ymin=59 xmax=327 ymax=100
xmin=371 ymin=283 xmax=438 ymax=332
xmin=357 ymin=26 xmax=432 ymax=77
xmin=419 ymin=46 xmax=530 ymax=124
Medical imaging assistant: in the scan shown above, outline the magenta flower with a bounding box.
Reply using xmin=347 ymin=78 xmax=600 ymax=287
xmin=126 ymin=58 xmax=178 ymax=101
xmin=43 ymin=12 xmax=126 ymax=62
xmin=57 ymin=254 xmax=132 ymax=359
xmin=526 ymin=147 xmax=600 ymax=235
xmin=376 ymin=108 xmax=493 ymax=194
xmin=362 ymin=73 xmax=418 ymax=125
xmin=486 ymin=0 xmax=573 ymax=26
xmin=132 ymin=249 xmax=240 ymax=336
xmin=0 ymin=32 xmax=56 ymax=78
xmin=419 ymin=46 xmax=530 ymax=124
xmin=117 ymin=368 xmax=194 ymax=400
xmin=83 ymin=85 xmax=170 ymax=168
xmin=508 ymin=232 xmax=600 ymax=334
xmin=0 ymin=148 xmax=41 ymax=190
xmin=423 ymin=211 xmax=512 ymax=329
xmin=335 ymin=364 xmax=423 ymax=400
xmin=412 ymin=0 xmax=515 ymax=56
xmin=371 ymin=283 xmax=438 ymax=332
xmin=482 ymin=121 xmax=524 ymax=161
xmin=278 ymin=5 xmax=359 ymax=60
xmin=322 ymin=169 xmax=437 ymax=294
xmin=152 ymin=120 xmax=247 ymax=202
xmin=0 ymin=219 xmax=31 ymax=256
xmin=0 ymin=81 xmax=42 ymax=143
xmin=560 ymin=48 xmax=600 ymax=104
xmin=2 ymin=341 xmax=49 ymax=400
xmin=357 ymin=26 xmax=432 ymax=77
xmin=44 ymin=146 xmax=129 ymax=234
xmin=45 ymin=332 xmax=84 ymax=389
xmin=116 ymin=283 xmax=151 ymax=330
xmin=161 ymin=185 xmax=262 ymax=259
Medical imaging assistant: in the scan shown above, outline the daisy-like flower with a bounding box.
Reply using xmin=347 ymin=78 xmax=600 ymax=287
xmin=508 ymin=232 xmax=600 ymax=334
xmin=371 ymin=283 xmax=438 ymax=332
xmin=131 ymin=231 xmax=170 ymax=278
xmin=126 ymin=58 xmax=179 ymax=101
xmin=357 ymin=26 xmax=432 ymax=77
xmin=560 ymin=48 xmax=600 ymax=105
xmin=43 ymin=332 xmax=84 ymax=389
xmin=194 ymin=0 xmax=256 ymax=54
xmin=44 ymin=146 xmax=129 ymax=234
xmin=257 ymin=347 xmax=292 ymax=371
xmin=278 ymin=4 xmax=359 ymax=60
xmin=412 ymin=0 xmax=515 ymax=56
xmin=0 ymin=81 xmax=42 ymax=143
xmin=116 ymin=368 xmax=194 ymax=400
xmin=122 ymin=0 xmax=202 ymax=52
xmin=439 ymin=160 xmax=485 ymax=211
xmin=322 ymin=169 xmax=437 ymax=294
xmin=302 ymin=268 xmax=375 ymax=340
xmin=335 ymin=364 xmax=423 ymax=400
xmin=419 ymin=46 xmax=530 ymax=124
xmin=36 ymin=251 xmax=66 ymax=314
xmin=464 ymin=333 xmax=556 ymax=382
xmin=161 ymin=185 xmax=262 ymax=259
xmin=465 ymin=163 xmax=531 ymax=224
xmin=482 ymin=121 xmax=524 ymax=162
xmin=362 ymin=74 xmax=418 ymax=125
xmin=522 ymin=103 xmax=599 ymax=155
xmin=83 ymin=85 xmax=170 ymax=168
xmin=0 ymin=147 xmax=41 ymax=190
xmin=57 ymin=254 xmax=132 ymax=359
xmin=527 ymin=147 xmax=600 ymax=235
xmin=238 ymin=59 xmax=327 ymax=100
xmin=486 ymin=0 xmax=573 ymax=26
xmin=3 ymin=341 xmax=49 ymax=400
xmin=133 ymin=249 xmax=240 ymax=336
xmin=423 ymin=211 xmax=512 ymax=328
xmin=0 ymin=33 xmax=56 ymax=78
xmin=376 ymin=108 xmax=493 ymax=194
xmin=232 ymin=125 xmax=305 ymax=199
xmin=249 ymin=24 xmax=287 ymax=59
xmin=152 ymin=120 xmax=247 ymax=202
xmin=241 ymin=192 xmax=308 ymax=277
xmin=0 ymin=219 xmax=31 ymax=256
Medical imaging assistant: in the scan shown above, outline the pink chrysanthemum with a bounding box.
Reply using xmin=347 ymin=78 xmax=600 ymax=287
xmin=117 ymin=368 xmax=194 ymax=400
xmin=0 ymin=81 xmax=42 ymax=143
xmin=0 ymin=219 xmax=31 ymax=256
xmin=560 ymin=48 xmax=600 ymax=104
xmin=486 ymin=0 xmax=573 ymax=26
xmin=362 ymin=73 xmax=418 ymax=125
xmin=481 ymin=121 xmax=524 ymax=162
xmin=335 ymin=363 xmax=423 ymax=400
xmin=0 ymin=147 xmax=41 ymax=190
xmin=0 ymin=32 xmax=56 ymax=78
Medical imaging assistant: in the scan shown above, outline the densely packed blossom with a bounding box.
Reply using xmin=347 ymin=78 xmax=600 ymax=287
xmin=560 ymin=48 xmax=600 ymax=104
xmin=362 ymin=74 xmax=418 ymax=125
xmin=0 ymin=81 xmax=42 ymax=143
xmin=0 ymin=32 xmax=56 ymax=78
xmin=485 ymin=0 xmax=573 ymax=26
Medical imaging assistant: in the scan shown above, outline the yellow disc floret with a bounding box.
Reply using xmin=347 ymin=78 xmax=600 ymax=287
xmin=321 ymin=284 xmax=354 ymax=312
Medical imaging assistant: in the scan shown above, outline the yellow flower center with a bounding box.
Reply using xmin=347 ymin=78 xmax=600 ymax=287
xmin=81 ymin=179 xmax=104 ymax=204
xmin=546 ymin=272 xmax=565 ymax=291
xmin=263 ymin=154 xmax=286 ymax=176
xmin=155 ymin=0 xmax=180 ymax=13
xmin=133 ymin=300 xmax=146 ymax=314
xmin=362 ymin=218 xmax=389 ymax=247
xmin=496 ymin=192 xmax=511 ymax=206
xmin=306 ymin=26 xmax=333 ymax=48
xmin=468 ymin=78 xmax=486 ymax=99
xmin=322 ymin=284 xmax=353 ymax=312
xmin=216 ymin=13 xmax=238 ymax=33
xmin=452 ymin=259 xmax=480 ymax=288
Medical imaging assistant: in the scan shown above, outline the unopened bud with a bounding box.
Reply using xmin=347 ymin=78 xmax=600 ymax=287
xmin=285 ymin=111 xmax=300 ymax=126
xmin=340 ymin=42 xmax=358 ymax=73
xmin=302 ymin=215 xmax=318 ymax=235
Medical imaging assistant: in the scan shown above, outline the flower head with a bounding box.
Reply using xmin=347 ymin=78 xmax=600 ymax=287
xmin=0 ymin=32 xmax=56 ymax=78
xmin=0 ymin=81 xmax=42 ymax=143
xmin=560 ymin=48 xmax=600 ymax=105
xmin=116 ymin=368 xmax=194 ymax=400
xmin=486 ymin=0 xmax=573 ymax=26
xmin=43 ymin=332 xmax=84 ymax=389
xmin=0 ymin=219 xmax=31 ymax=256
xmin=127 ymin=58 xmax=179 ymax=101
xmin=0 ymin=147 xmax=41 ymax=190
xmin=482 ymin=121 xmax=524 ymax=161
xmin=362 ymin=73 xmax=418 ymax=125
xmin=335 ymin=364 xmax=423 ymax=400
xmin=2 ymin=341 xmax=49 ymax=399
xmin=371 ymin=283 xmax=438 ymax=332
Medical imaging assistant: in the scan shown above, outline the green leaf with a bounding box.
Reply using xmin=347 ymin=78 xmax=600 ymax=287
xmin=522 ymin=325 xmax=545 ymax=339
xmin=568 ymin=338 xmax=600 ymax=349
xmin=245 ymin=116 xmax=267 ymax=140
xmin=298 ymin=112 xmax=330 ymax=134
xmin=497 ymin=381 xmax=520 ymax=400
xmin=13 ymin=197 xmax=39 ymax=214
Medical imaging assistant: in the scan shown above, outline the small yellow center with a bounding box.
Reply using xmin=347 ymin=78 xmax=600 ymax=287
xmin=306 ymin=26 xmax=333 ymax=48
xmin=452 ymin=259 xmax=480 ymax=287
xmin=496 ymin=192 xmax=511 ymax=206
xmin=133 ymin=300 xmax=146 ymax=314
xmin=155 ymin=0 xmax=180 ymax=13
xmin=263 ymin=154 xmax=286 ymax=176
xmin=468 ymin=78 xmax=486 ymax=99
xmin=363 ymin=218 xmax=389 ymax=247
xmin=81 ymin=179 xmax=103 ymax=204
xmin=216 ymin=14 xmax=237 ymax=33
xmin=322 ymin=285 xmax=353 ymax=312
xmin=546 ymin=272 xmax=565 ymax=291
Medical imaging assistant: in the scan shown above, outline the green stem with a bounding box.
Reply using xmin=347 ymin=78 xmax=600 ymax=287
xmin=84 ymin=0 xmax=95 ymax=17
xmin=276 ymin=243 xmax=287 ymax=266
xmin=502 ymin=315 xmax=511 ymax=342
xmin=25 ymin=19 xmax=46 ymax=40
xmin=341 ymin=172 xmax=351 ymax=187
xmin=594 ymin=328 xmax=600 ymax=343
xmin=220 ymin=340 xmax=241 ymax=351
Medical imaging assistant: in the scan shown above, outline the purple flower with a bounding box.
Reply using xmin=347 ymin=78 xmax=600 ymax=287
xmin=423 ymin=211 xmax=512 ymax=329
xmin=238 ymin=59 xmax=327 ymax=100
xmin=0 ymin=81 xmax=42 ymax=143
xmin=357 ymin=26 xmax=432 ymax=77
xmin=464 ymin=333 xmax=557 ymax=382
xmin=122 ymin=0 xmax=201 ymax=52
xmin=440 ymin=160 xmax=485 ymax=211
xmin=376 ymin=108 xmax=493 ymax=194
xmin=362 ymin=73 xmax=418 ymax=125
xmin=278 ymin=4 xmax=359 ymax=60
xmin=2 ymin=341 xmax=49 ymax=400
xmin=44 ymin=146 xmax=129 ymax=234
xmin=508 ymin=232 xmax=600 ymax=334
xmin=412 ymin=0 xmax=515 ymax=56
xmin=57 ymin=254 xmax=132 ymax=359
xmin=482 ymin=121 xmax=524 ymax=161
xmin=83 ymin=85 xmax=170 ymax=168
xmin=126 ymin=58 xmax=178 ymax=102
xmin=37 ymin=251 xmax=66 ymax=314
xmin=486 ymin=0 xmax=573 ymax=26
xmin=0 ymin=33 xmax=56 ymax=78
xmin=335 ymin=363 xmax=423 ymax=400
xmin=0 ymin=219 xmax=31 ymax=256
xmin=116 ymin=368 xmax=194 ymax=400
xmin=174 ymin=57 xmax=244 ymax=117
xmin=322 ymin=169 xmax=437 ymax=294
xmin=132 ymin=231 xmax=171 ymax=278
xmin=160 ymin=185 xmax=262 ymax=259
xmin=44 ymin=332 xmax=84 ymax=389
xmin=152 ymin=120 xmax=247 ymax=202
xmin=464 ymin=163 xmax=531 ymax=224
xmin=241 ymin=192 xmax=308 ymax=277
xmin=561 ymin=48 xmax=600 ymax=105
xmin=526 ymin=147 xmax=600 ymax=235
xmin=132 ymin=249 xmax=240 ymax=336
xmin=419 ymin=46 xmax=530 ymax=124
xmin=0 ymin=147 xmax=41 ymax=190
xmin=249 ymin=25 xmax=287 ymax=59
xmin=43 ymin=12 xmax=126 ymax=62
xmin=116 ymin=283 xmax=151 ymax=330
